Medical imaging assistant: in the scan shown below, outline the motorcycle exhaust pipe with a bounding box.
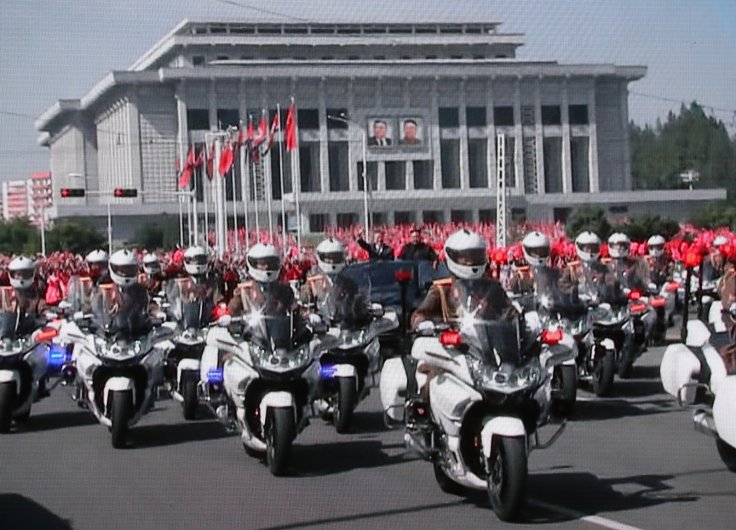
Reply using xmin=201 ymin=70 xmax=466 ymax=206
xmin=693 ymin=409 xmax=718 ymax=438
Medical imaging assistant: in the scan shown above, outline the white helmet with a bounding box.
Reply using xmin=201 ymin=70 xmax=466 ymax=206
xmin=142 ymin=253 xmax=161 ymax=275
xmin=184 ymin=246 xmax=208 ymax=276
xmin=647 ymin=235 xmax=666 ymax=258
xmin=607 ymin=232 xmax=631 ymax=259
xmin=521 ymin=231 xmax=550 ymax=267
xmin=316 ymin=238 xmax=346 ymax=276
xmin=86 ymin=249 xmax=109 ymax=267
xmin=8 ymin=256 xmax=36 ymax=290
xmin=247 ymin=243 xmax=281 ymax=283
xmin=109 ymin=249 xmax=139 ymax=287
xmin=575 ymin=231 xmax=601 ymax=263
xmin=714 ymin=235 xmax=729 ymax=250
xmin=444 ymin=229 xmax=488 ymax=280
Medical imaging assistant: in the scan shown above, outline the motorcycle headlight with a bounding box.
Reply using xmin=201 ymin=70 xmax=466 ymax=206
xmin=340 ymin=329 xmax=366 ymax=348
xmin=252 ymin=345 xmax=310 ymax=372
xmin=469 ymin=357 xmax=541 ymax=393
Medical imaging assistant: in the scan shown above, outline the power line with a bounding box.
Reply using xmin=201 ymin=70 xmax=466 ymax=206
xmin=630 ymin=90 xmax=736 ymax=115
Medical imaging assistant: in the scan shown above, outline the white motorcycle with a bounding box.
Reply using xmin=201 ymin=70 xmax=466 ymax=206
xmin=661 ymin=301 xmax=736 ymax=471
xmin=60 ymin=284 xmax=175 ymax=448
xmin=201 ymin=285 xmax=338 ymax=475
xmin=380 ymin=279 xmax=567 ymax=521
xmin=313 ymin=276 xmax=399 ymax=432
xmin=0 ymin=286 xmax=63 ymax=432
xmin=163 ymin=277 xmax=213 ymax=420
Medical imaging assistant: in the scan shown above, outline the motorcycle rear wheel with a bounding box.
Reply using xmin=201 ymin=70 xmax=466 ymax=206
xmin=0 ymin=382 xmax=15 ymax=433
xmin=182 ymin=377 xmax=198 ymax=420
xmin=716 ymin=438 xmax=736 ymax=472
xmin=593 ymin=350 xmax=616 ymax=397
xmin=486 ymin=436 xmax=527 ymax=522
xmin=110 ymin=390 xmax=133 ymax=449
xmin=266 ymin=407 xmax=295 ymax=476
xmin=334 ymin=377 xmax=357 ymax=434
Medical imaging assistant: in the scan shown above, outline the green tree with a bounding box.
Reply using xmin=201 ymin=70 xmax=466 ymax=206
xmin=565 ymin=205 xmax=612 ymax=240
xmin=133 ymin=215 xmax=180 ymax=250
xmin=46 ymin=218 xmax=105 ymax=254
xmin=611 ymin=215 xmax=680 ymax=242
xmin=0 ymin=217 xmax=39 ymax=255
xmin=690 ymin=201 xmax=736 ymax=230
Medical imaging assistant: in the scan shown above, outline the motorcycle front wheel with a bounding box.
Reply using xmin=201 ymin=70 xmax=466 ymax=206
xmin=486 ymin=436 xmax=527 ymax=522
xmin=110 ymin=390 xmax=133 ymax=449
xmin=592 ymin=350 xmax=616 ymax=397
xmin=334 ymin=376 xmax=357 ymax=434
xmin=182 ymin=377 xmax=198 ymax=420
xmin=0 ymin=381 xmax=15 ymax=433
xmin=552 ymin=365 xmax=577 ymax=416
xmin=716 ymin=438 xmax=736 ymax=472
xmin=265 ymin=407 xmax=295 ymax=476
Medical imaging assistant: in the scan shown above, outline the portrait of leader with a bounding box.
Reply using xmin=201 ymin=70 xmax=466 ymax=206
xmin=399 ymin=118 xmax=423 ymax=146
xmin=367 ymin=119 xmax=393 ymax=147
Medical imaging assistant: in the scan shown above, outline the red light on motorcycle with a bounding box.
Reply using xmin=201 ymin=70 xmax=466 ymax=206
xmin=650 ymin=297 xmax=666 ymax=308
xmin=630 ymin=303 xmax=648 ymax=314
xmin=439 ymin=330 xmax=462 ymax=347
xmin=491 ymin=249 xmax=507 ymax=265
xmin=541 ymin=329 xmax=563 ymax=345
xmin=684 ymin=251 xmax=701 ymax=268
xmin=665 ymin=282 xmax=680 ymax=293
xmin=35 ymin=328 xmax=59 ymax=342
xmin=394 ymin=269 xmax=413 ymax=282
xmin=212 ymin=304 xmax=230 ymax=320
xmin=628 ymin=290 xmax=642 ymax=301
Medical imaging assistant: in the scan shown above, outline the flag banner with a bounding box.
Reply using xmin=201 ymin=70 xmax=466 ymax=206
xmin=285 ymin=100 xmax=298 ymax=152
xmin=206 ymin=142 xmax=216 ymax=180
xmin=219 ymin=141 xmax=235 ymax=176
xmin=178 ymin=147 xmax=196 ymax=189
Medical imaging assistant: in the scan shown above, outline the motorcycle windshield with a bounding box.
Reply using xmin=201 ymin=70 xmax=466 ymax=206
xmin=0 ymin=312 xmax=18 ymax=341
xmin=452 ymin=279 xmax=522 ymax=367
xmin=167 ymin=277 xmax=210 ymax=329
xmin=534 ymin=267 xmax=587 ymax=319
xmin=243 ymin=286 xmax=310 ymax=351
xmin=319 ymin=274 xmax=372 ymax=330
xmin=92 ymin=284 xmax=151 ymax=340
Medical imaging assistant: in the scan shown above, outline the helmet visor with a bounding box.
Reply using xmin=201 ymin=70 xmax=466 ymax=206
xmin=525 ymin=246 xmax=549 ymax=260
xmin=247 ymin=255 xmax=281 ymax=271
xmin=578 ymin=243 xmax=600 ymax=255
xmin=318 ymin=251 xmax=345 ymax=265
xmin=446 ymin=247 xmax=487 ymax=267
xmin=185 ymin=254 xmax=207 ymax=266
xmin=649 ymin=244 xmax=664 ymax=253
xmin=110 ymin=263 xmax=139 ymax=279
xmin=610 ymin=243 xmax=630 ymax=254
xmin=9 ymin=269 xmax=34 ymax=281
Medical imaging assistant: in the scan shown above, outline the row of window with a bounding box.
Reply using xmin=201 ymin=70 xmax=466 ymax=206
xmin=193 ymin=54 xmax=507 ymax=65
xmin=185 ymin=105 xmax=590 ymax=132
xmin=190 ymin=24 xmax=496 ymax=36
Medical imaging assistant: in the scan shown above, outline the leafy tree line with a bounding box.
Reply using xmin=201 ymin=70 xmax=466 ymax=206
xmin=630 ymin=102 xmax=736 ymax=197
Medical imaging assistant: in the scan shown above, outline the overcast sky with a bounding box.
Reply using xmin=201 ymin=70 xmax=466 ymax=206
xmin=1 ymin=0 xmax=734 ymax=182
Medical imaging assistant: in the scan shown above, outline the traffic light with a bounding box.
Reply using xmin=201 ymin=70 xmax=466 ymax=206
xmin=113 ymin=188 xmax=137 ymax=198
xmin=60 ymin=188 xmax=85 ymax=198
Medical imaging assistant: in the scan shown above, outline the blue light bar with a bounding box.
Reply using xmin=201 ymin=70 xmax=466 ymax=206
xmin=207 ymin=368 xmax=224 ymax=384
xmin=47 ymin=344 xmax=67 ymax=369
xmin=320 ymin=365 xmax=337 ymax=378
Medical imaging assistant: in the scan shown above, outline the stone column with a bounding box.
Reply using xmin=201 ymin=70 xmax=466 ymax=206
xmin=486 ymin=77 xmax=496 ymax=191
xmin=318 ymin=78 xmax=329 ymax=193
xmin=431 ymin=77 xmax=442 ymax=190
xmin=512 ymin=77 xmax=524 ymax=193
xmin=534 ymin=77 xmax=546 ymax=194
xmin=588 ymin=78 xmax=600 ymax=192
xmin=620 ymin=80 xmax=632 ymax=191
xmin=459 ymin=78 xmax=469 ymax=190
xmin=561 ymin=77 xmax=573 ymax=194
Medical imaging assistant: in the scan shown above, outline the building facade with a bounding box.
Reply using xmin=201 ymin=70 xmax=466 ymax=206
xmin=2 ymin=179 xmax=32 ymax=221
xmin=30 ymin=171 xmax=53 ymax=227
xmin=35 ymin=18 xmax=723 ymax=239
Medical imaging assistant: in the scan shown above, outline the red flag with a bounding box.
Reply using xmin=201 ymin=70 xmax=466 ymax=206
xmin=205 ymin=143 xmax=216 ymax=180
xmin=219 ymin=141 xmax=234 ymax=176
xmin=236 ymin=127 xmax=244 ymax=148
xmin=177 ymin=147 xmax=196 ymax=189
xmin=195 ymin=146 xmax=204 ymax=168
xmin=285 ymin=101 xmax=297 ymax=152
xmin=247 ymin=118 xmax=254 ymax=144
xmin=254 ymin=113 xmax=267 ymax=146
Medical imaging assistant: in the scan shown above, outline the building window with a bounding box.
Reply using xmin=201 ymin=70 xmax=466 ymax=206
xmin=216 ymin=55 xmax=229 ymax=61
xmin=569 ymin=105 xmax=589 ymax=125
xmin=371 ymin=212 xmax=387 ymax=227
xmin=192 ymin=55 xmax=205 ymax=66
xmin=451 ymin=210 xmax=471 ymax=223
xmin=357 ymin=162 xmax=378 ymax=192
xmin=336 ymin=213 xmax=359 ymax=227
xmin=478 ymin=209 xmax=496 ymax=222
xmin=373 ymin=55 xmax=386 ymax=60
xmin=439 ymin=107 xmax=459 ymax=128
xmin=413 ymin=160 xmax=433 ymax=190
xmin=441 ymin=139 xmax=461 ymax=188
xmin=386 ymin=161 xmax=406 ymax=190
xmin=299 ymin=142 xmax=321 ymax=192
xmin=511 ymin=208 xmax=526 ymax=222
xmin=541 ymin=105 xmax=561 ymax=126
xmin=298 ymin=109 xmax=320 ymax=130
xmin=187 ymin=109 xmax=210 ymax=130
xmin=270 ymin=145 xmax=293 ymax=198
xmin=423 ymin=210 xmax=444 ymax=224
xmin=310 ymin=214 xmax=328 ymax=233
xmin=326 ymin=109 xmax=348 ymax=129
xmin=571 ymin=136 xmax=590 ymax=192
xmin=466 ymin=106 xmax=487 ymax=127
xmin=553 ymin=208 xmax=572 ymax=223
xmin=468 ymin=139 xmax=488 ymax=188
xmin=543 ymin=137 xmax=563 ymax=193
xmin=328 ymin=141 xmax=349 ymax=191
xmin=394 ymin=211 xmax=414 ymax=225
xmin=493 ymin=106 xmax=514 ymax=126
xmin=217 ymin=109 xmax=239 ymax=129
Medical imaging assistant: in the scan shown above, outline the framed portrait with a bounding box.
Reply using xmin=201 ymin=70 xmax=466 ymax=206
xmin=366 ymin=117 xmax=394 ymax=148
xmin=398 ymin=117 xmax=423 ymax=147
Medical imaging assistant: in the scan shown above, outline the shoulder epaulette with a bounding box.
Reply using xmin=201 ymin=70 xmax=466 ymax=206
xmin=433 ymin=278 xmax=453 ymax=287
xmin=516 ymin=265 xmax=530 ymax=272
xmin=307 ymin=275 xmax=322 ymax=283
xmin=601 ymin=257 xmax=612 ymax=264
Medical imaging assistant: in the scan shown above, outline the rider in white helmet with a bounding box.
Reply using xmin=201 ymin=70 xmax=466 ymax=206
xmin=301 ymin=238 xmax=347 ymax=310
xmin=607 ymin=232 xmax=647 ymax=292
xmin=645 ymin=235 xmax=673 ymax=289
xmin=140 ymin=253 xmax=166 ymax=296
xmin=704 ymin=235 xmax=730 ymax=282
xmin=560 ymin=231 xmax=614 ymax=305
xmin=229 ymin=243 xmax=293 ymax=316
xmin=7 ymin=256 xmax=48 ymax=318
xmin=86 ymin=249 xmax=111 ymax=286
xmin=510 ymin=231 xmax=557 ymax=303
xmin=181 ymin=245 xmax=222 ymax=307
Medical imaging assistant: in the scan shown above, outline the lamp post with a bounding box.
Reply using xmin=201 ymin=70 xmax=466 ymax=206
xmin=679 ymin=169 xmax=699 ymax=190
xmin=327 ymin=113 xmax=370 ymax=236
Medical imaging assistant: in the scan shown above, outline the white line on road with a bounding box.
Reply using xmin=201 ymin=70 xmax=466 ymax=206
xmin=529 ymin=499 xmax=646 ymax=530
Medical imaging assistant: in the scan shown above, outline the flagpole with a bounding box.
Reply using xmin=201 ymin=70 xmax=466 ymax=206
xmin=291 ymin=99 xmax=302 ymax=253
xmin=276 ymin=104 xmax=287 ymax=255
xmin=192 ymin=157 xmax=199 ymax=246
xmin=240 ymin=141 xmax=249 ymax=252
xmin=202 ymin=159 xmax=209 ymax=253
xmin=263 ymin=110 xmax=274 ymax=240
xmin=232 ymin=161 xmax=239 ymax=255
xmin=251 ymin=143 xmax=260 ymax=234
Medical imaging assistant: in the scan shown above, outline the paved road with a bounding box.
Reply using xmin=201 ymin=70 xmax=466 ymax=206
xmin=1 ymin=346 xmax=734 ymax=530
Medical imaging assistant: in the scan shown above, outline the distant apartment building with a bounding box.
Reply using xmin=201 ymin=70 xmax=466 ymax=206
xmin=30 ymin=171 xmax=53 ymax=226
xmin=2 ymin=180 xmax=32 ymax=221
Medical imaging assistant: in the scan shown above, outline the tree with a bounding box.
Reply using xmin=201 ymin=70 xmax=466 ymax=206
xmin=0 ymin=217 xmax=39 ymax=255
xmin=611 ymin=215 xmax=680 ymax=242
xmin=690 ymin=201 xmax=736 ymax=230
xmin=133 ymin=215 xmax=180 ymax=250
xmin=565 ymin=205 xmax=612 ymax=240
xmin=46 ymin=218 xmax=105 ymax=254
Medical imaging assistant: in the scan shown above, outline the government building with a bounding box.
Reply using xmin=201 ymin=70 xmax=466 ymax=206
xmin=35 ymin=18 xmax=723 ymax=239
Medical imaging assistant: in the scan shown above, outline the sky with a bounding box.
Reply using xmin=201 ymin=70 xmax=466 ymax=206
xmin=0 ymin=0 xmax=734 ymax=182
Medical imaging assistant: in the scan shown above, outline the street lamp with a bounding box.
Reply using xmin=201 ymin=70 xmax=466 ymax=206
xmin=327 ymin=113 xmax=370 ymax=236
xmin=679 ymin=169 xmax=699 ymax=190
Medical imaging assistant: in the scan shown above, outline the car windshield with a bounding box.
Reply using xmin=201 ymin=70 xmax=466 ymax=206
xmin=339 ymin=260 xmax=428 ymax=313
xmin=450 ymin=279 xmax=522 ymax=367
